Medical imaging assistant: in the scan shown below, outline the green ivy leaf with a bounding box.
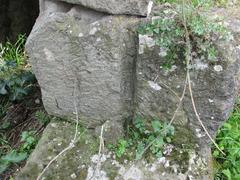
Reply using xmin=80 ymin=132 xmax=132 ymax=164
xmin=0 ymin=160 xmax=10 ymax=174
xmin=213 ymin=150 xmax=220 ymax=157
xmin=1 ymin=150 xmax=27 ymax=163
xmin=0 ymin=82 xmax=8 ymax=95
xmin=151 ymin=120 xmax=162 ymax=133
xmin=136 ymin=142 xmax=145 ymax=160
xmin=222 ymin=169 xmax=232 ymax=180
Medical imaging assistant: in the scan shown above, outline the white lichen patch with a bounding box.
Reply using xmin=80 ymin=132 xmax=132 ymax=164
xmin=70 ymin=173 xmax=77 ymax=179
xmin=148 ymin=81 xmax=162 ymax=91
xmin=188 ymin=151 xmax=207 ymax=175
xmin=164 ymin=160 xmax=170 ymax=168
xmin=208 ymin=99 xmax=214 ymax=103
xmin=86 ymin=166 xmax=109 ymax=180
xmin=96 ymin=38 xmax=102 ymax=42
xmin=159 ymin=48 xmax=168 ymax=57
xmin=92 ymin=21 xmax=100 ymax=26
xmin=86 ymin=154 xmax=109 ymax=180
xmin=195 ymin=128 xmax=206 ymax=138
xmin=91 ymin=154 xmax=107 ymax=164
xmin=158 ymin=157 xmax=166 ymax=164
xmin=147 ymin=1 xmax=153 ymax=17
xmin=50 ymin=123 xmax=57 ymax=128
xmin=138 ymin=45 xmax=144 ymax=54
xmin=152 ymin=16 xmax=161 ymax=22
xmin=169 ymin=65 xmax=177 ymax=72
xmin=78 ymin=33 xmax=84 ymax=37
xmin=194 ymin=62 xmax=208 ymax=70
xmin=89 ymin=27 xmax=98 ymax=35
xmin=81 ymin=146 xmax=208 ymax=180
xmin=163 ymin=144 xmax=174 ymax=156
xmin=120 ymin=165 xmax=143 ymax=180
xmin=162 ymin=65 xmax=178 ymax=76
xmin=138 ymin=34 xmax=155 ymax=54
xmin=44 ymin=48 xmax=55 ymax=62
xmin=214 ymin=65 xmax=223 ymax=72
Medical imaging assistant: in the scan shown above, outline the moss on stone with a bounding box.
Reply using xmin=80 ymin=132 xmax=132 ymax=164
xmin=16 ymin=121 xmax=99 ymax=180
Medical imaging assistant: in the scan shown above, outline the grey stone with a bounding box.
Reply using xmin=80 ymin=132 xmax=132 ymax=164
xmin=95 ymin=120 xmax=125 ymax=144
xmin=16 ymin=121 xmax=213 ymax=180
xmin=23 ymin=4 xmax=240 ymax=179
xmin=50 ymin=0 xmax=151 ymax=16
xmin=26 ymin=4 xmax=139 ymax=135
xmin=135 ymin=7 xmax=240 ymax=145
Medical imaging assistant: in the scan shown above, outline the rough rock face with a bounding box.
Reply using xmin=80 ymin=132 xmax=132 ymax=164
xmin=26 ymin=1 xmax=139 ymax=140
xmin=135 ymin=7 xmax=240 ymax=144
xmin=0 ymin=0 xmax=39 ymax=42
xmin=27 ymin=1 xmax=240 ymax=143
xmin=52 ymin=0 xmax=150 ymax=16
xmin=17 ymin=121 xmax=213 ymax=180
xmin=20 ymin=0 xmax=240 ymax=178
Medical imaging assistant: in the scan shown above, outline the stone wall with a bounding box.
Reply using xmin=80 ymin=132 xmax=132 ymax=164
xmin=16 ymin=0 xmax=240 ymax=179
xmin=26 ymin=0 xmax=240 ymax=145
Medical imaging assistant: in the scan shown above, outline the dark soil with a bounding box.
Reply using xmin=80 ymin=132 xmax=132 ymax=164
xmin=0 ymin=86 xmax=46 ymax=180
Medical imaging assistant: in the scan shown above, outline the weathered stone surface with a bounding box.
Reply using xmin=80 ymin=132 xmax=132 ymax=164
xmin=23 ymin=3 xmax=240 ymax=179
xmin=49 ymin=0 xmax=151 ymax=16
xmin=17 ymin=121 xmax=213 ymax=180
xmin=135 ymin=7 xmax=240 ymax=145
xmin=26 ymin=4 xmax=139 ymax=135
xmin=16 ymin=121 xmax=98 ymax=180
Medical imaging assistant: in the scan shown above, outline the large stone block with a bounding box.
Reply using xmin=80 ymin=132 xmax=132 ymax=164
xmin=17 ymin=121 xmax=213 ymax=180
xmin=135 ymin=7 xmax=240 ymax=144
xmin=20 ymin=2 xmax=240 ymax=179
xmin=50 ymin=0 xmax=151 ymax=16
xmin=26 ymin=3 xmax=139 ymax=132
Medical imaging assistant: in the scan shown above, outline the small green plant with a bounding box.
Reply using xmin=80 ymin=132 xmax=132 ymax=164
xmin=20 ymin=131 xmax=38 ymax=152
xmin=108 ymin=117 xmax=174 ymax=160
xmin=0 ymin=150 xmax=28 ymax=174
xmin=0 ymin=133 xmax=11 ymax=157
xmin=0 ymin=34 xmax=26 ymax=66
xmin=0 ymin=34 xmax=39 ymax=177
xmin=0 ymin=70 xmax=36 ymax=101
xmin=138 ymin=1 xmax=227 ymax=69
xmin=0 ymin=35 xmax=36 ymax=101
xmin=35 ymin=110 xmax=51 ymax=126
xmin=155 ymin=0 xmax=231 ymax=7
xmin=115 ymin=139 xmax=128 ymax=158
xmin=0 ymin=98 xmax=10 ymax=120
xmin=0 ymin=131 xmax=37 ymax=174
xmin=213 ymin=99 xmax=240 ymax=180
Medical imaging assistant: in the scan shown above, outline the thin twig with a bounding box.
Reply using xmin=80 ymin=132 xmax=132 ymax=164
xmin=36 ymin=82 xmax=82 ymax=180
xmin=154 ymin=75 xmax=181 ymax=100
xmin=98 ymin=125 xmax=105 ymax=155
xmin=139 ymin=0 xmax=226 ymax=158
xmin=36 ymin=145 xmax=73 ymax=180
xmin=181 ymin=0 xmax=225 ymax=156
xmin=169 ymin=75 xmax=188 ymax=125
xmin=89 ymin=124 xmax=105 ymax=180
